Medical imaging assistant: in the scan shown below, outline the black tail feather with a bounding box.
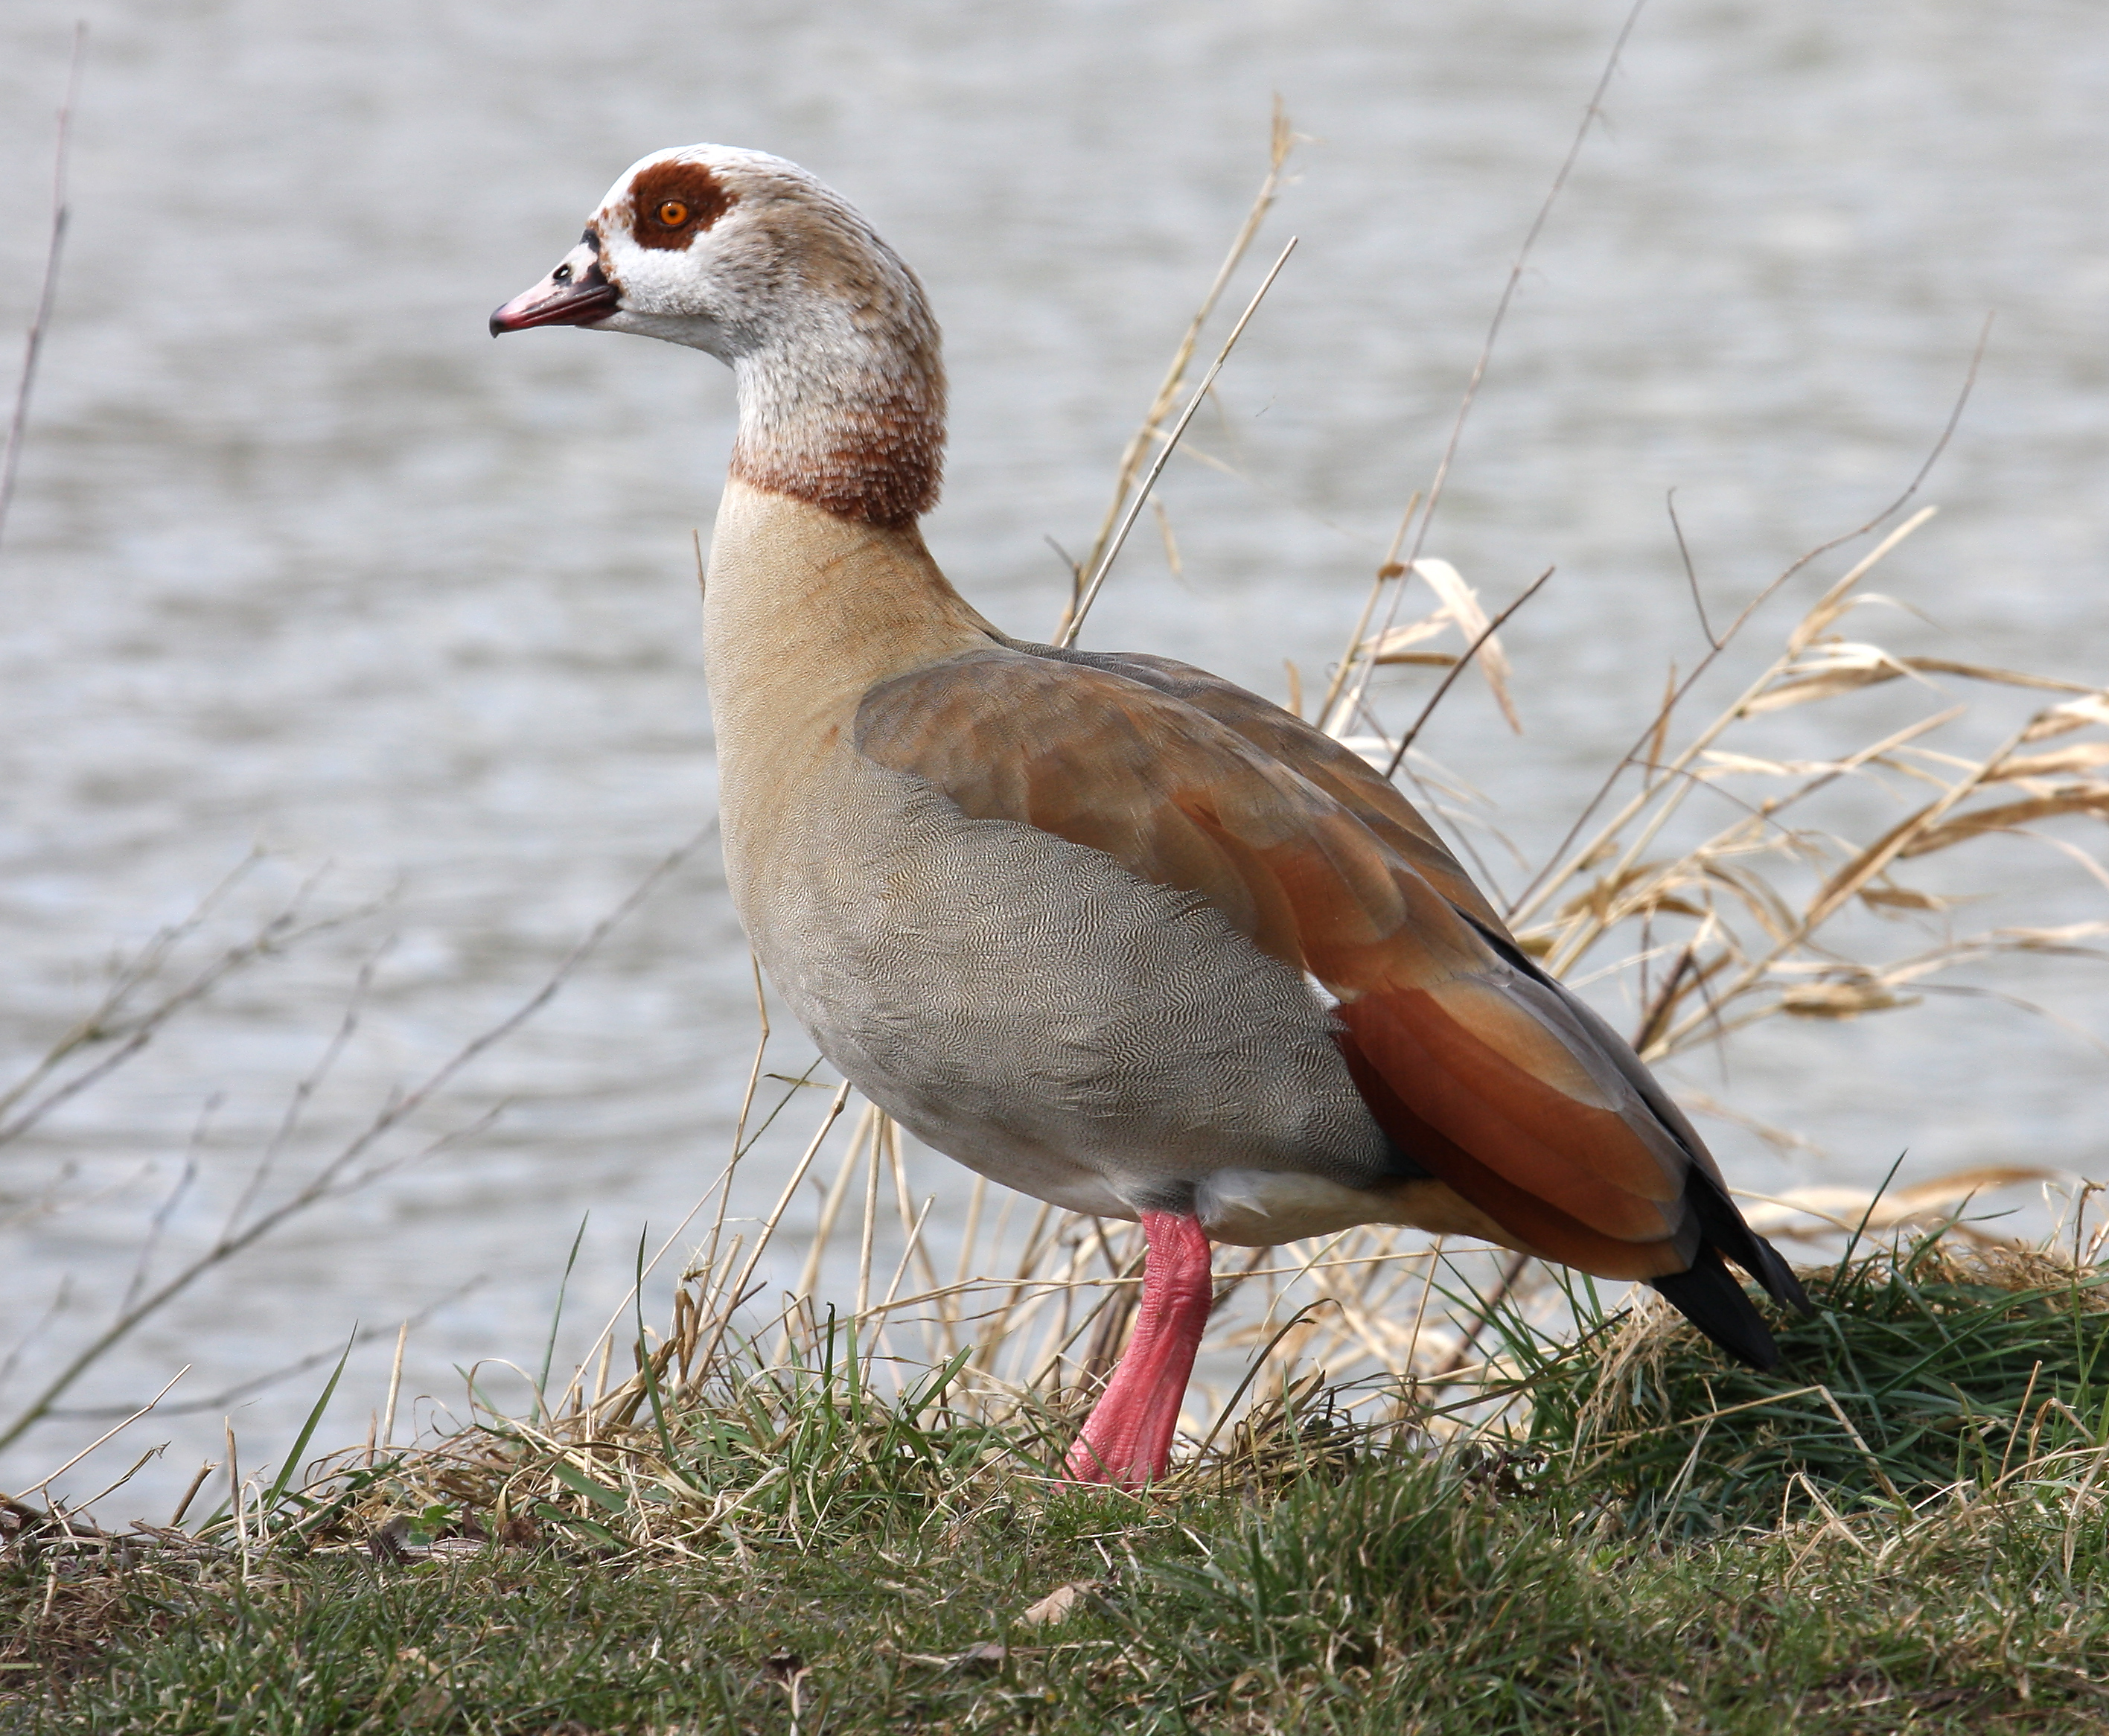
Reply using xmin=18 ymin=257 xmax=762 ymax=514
xmin=1650 ymin=1167 xmax=1813 ymax=1368
xmin=1741 ymin=1231 xmax=1813 ymax=1318
xmin=1683 ymin=1166 xmax=1815 ymax=1318
xmin=1648 ymin=1248 xmax=1783 ymax=1371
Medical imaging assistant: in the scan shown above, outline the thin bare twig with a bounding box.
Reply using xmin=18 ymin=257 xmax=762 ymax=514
xmin=0 ymin=829 xmax=709 ymax=1455
xmin=1667 ymin=487 xmax=1718 ymax=651
xmin=0 ymin=24 xmax=84 ymax=556
xmin=1062 ymin=103 xmax=1297 ymax=624
xmin=49 ymin=1286 xmax=477 ymax=1422
xmin=0 ymin=857 xmax=364 ymax=1147
xmin=1384 ymin=567 xmax=1555 ymax=775
xmin=1058 ymin=239 xmax=1298 ymax=648
xmin=1338 ymin=0 xmax=1649 ymax=733
xmin=7 ymin=1365 xmax=186 ymax=1503
xmin=1511 ymin=313 xmax=1993 ymax=924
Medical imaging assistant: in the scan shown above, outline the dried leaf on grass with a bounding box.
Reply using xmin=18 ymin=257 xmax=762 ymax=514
xmin=1776 ymin=981 xmax=1918 ymax=1018
xmin=1360 ymin=559 xmax=1520 ymax=730
xmin=904 ymin=1642 xmax=1010 ymax=1673
xmin=1743 ymin=648 xmax=2097 ymax=718
xmin=1898 ymin=789 xmax=2109 ymax=856
xmin=2023 ymin=693 xmax=2109 ymax=739
xmin=1857 ymin=883 xmax=1950 ymax=911
xmin=1741 ymin=643 xmax=1915 ymax=715
xmin=1696 ymin=751 xmax=1851 ymax=778
xmin=1018 ymin=1580 xmax=1102 ymax=1627
xmin=1735 ymin=1167 xmax=2065 ymax=1240
xmin=1987 ymin=741 xmax=2109 ymax=782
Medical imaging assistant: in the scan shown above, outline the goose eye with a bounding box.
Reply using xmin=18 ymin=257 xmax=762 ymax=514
xmin=657 ymin=200 xmax=689 ymax=227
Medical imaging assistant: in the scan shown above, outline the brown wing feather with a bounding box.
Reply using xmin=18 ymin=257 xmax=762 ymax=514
xmin=1013 ymin=642 xmax=1513 ymax=937
xmin=853 ymin=645 xmax=1720 ymax=1274
xmin=1337 ymin=1031 xmax=1694 ymax=1279
xmin=1336 ymin=990 xmax=1682 ymax=1242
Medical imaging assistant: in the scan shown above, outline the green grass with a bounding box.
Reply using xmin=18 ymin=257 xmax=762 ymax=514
xmin=11 ymin=1445 xmax=2109 ymax=1734
xmin=1501 ymin=1235 xmax=2109 ymax=1538
xmin=11 ymin=1239 xmax=2109 ymax=1734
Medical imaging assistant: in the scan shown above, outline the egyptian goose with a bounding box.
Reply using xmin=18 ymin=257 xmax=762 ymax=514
xmin=492 ymin=147 xmax=1810 ymax=1489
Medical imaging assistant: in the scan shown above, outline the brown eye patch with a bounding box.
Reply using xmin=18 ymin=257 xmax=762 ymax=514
xmin=625 ymin=160 xmax=735 ymax=251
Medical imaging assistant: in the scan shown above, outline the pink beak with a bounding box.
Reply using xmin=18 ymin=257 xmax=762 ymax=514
xmin=490 ymin=255 xmax=619 ymax=336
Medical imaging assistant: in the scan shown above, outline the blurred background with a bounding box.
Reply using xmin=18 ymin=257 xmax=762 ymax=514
xmin=1 ymin=0 xmax=2105 ymax=1516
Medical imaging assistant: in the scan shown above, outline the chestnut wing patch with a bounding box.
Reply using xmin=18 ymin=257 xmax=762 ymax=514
xmin=852 ymin=648 xmax=1715 ymax=1266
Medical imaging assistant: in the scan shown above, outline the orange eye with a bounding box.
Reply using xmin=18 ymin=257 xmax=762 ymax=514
xmin=657 ymin=200 xmax=689 ymax=227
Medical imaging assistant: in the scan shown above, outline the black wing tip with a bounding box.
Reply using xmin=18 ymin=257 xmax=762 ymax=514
xmin=1747 ymin=1234 xmax=1816 ymax=1318
xmin=1648 ymin=1252 xmax=1784 ymax=1371
xmin=1676 ymin=1165 xmax=1816 ymax=1321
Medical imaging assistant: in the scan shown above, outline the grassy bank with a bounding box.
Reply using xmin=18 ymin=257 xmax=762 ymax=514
xmin=9 ymin=1233 xmax=2109 ymax=1734
xmin=13 ymin=1449 xmax=2109 ymax=1735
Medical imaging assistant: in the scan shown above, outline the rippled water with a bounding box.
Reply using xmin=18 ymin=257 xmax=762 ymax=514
xmin=3 ymin=0 xmax=2105 ymax=1513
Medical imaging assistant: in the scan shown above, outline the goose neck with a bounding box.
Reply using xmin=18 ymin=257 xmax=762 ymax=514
xmin=727 ymin=312 xmax=945 ymax=534
xmin=703 ymin=479 xmax=995 ymax=691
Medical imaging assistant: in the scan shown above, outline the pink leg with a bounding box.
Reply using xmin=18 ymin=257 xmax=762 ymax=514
xmin=1064 ymin=1210 xmax=1214 ymax=1489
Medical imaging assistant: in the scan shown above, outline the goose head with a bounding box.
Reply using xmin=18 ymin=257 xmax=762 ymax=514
xmin=491 ymin=146 xmax=945 ymax=527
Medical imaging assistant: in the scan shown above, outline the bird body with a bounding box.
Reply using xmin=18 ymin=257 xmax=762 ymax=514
xmin=706 ymin=479 xmax=1495 ymax=1248
xmin=494 ymin=146 xmax=1808 ymax=1488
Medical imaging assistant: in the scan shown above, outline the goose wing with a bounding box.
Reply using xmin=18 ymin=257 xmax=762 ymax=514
xmin=855 ymin=645 xmax=1807 ymax=1347
xmin=1019 ymin=640 xmax=1510 ymax=936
